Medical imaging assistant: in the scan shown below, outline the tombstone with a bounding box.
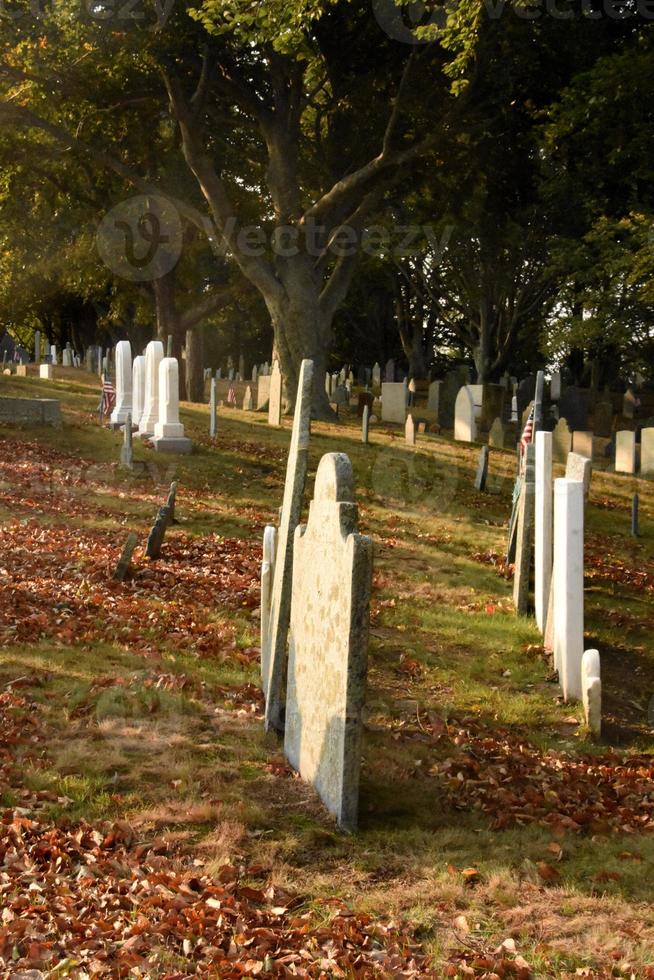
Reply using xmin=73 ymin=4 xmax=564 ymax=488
xmin=372 ymin=362 xmax=381 ymax=390
xmin=553 ymin=478 xmax=584 ymax=702
xmin=252 ymin=365 xmax=258 ymax=384
xmin=85 ymin=348 xmax=93 ymax=373
xmin=16 ymin=365 xmax=27 ymax=377
xmin=120 ymin=414 xmax=133 ymax=469
xmin=572 ymin=431 xmax=593 ymax=460
xmin=216 ymin=367 xmax=222 ymax=380
xmin=534 ymin=431 xmax=553 ymax=634
xmin=592 ymin=399 xmax=613 ymax=438
xmin=108 ymin=341 xmax=132 ymax=428
xmin=513 ymin=444 xmax=535 ymax=615
xmin=284 ymin=452 xmax=372 ymax=832
xmin=260 ymin=525 xmax=277 ymax=678
xmin=632 ymin=494 xmax=640 ymax=537
xmin=581 ymin=649 xmax=601 ymax=737
xmin=262 ymin=359 xmax=314 ymax=732
xmin=34 ymin=331 xmax=41 ymax=365
xmin=228 ymin=368 xmax=235 ymax=382
xmin=384 ymin=358 xmax=395 ymax=383
xmin=153 ymin=358 xmax=192 ymax=453
xmin=50 ymin=345 xmax=57 ymax=366
xmin=243 ymin=386 xmax=253 ymax=411
xmin=454 ymin=385 xmax=483 ymax=443
xmin=268 ymin=361 xmax=283 ymax=427
xmin=39 ymin=364 xmax=53 ymax=380
xmin=427 ymin=380 xmax=441 ymax=414
xmin=381 ymin=381 xmax=407 ymax=425
xmin=62 ymin=349 xmax=72 ymax=368
xmin=405 ymin=413 xmax=416 ymax=446
xmin=357 ymin=391 xmax=374 ymax=418
xmin=257 ymin=374 xmax=272 ymax=411
xmin=641 ymin=428 xmax=654 ymax=476
xmin=146 ymin=504 xmax=172 ymax=559
xmin=565 ymin=452 xmax=592 ymax=497
xmin=138 ymin=340 xmax=164 ymax=437
xmin=333 ymin=384 xmax=349 ymax=413
xmin=325 ymin=373 xmax=332 ymax=399
xmin=474 ymin=446 xmax=490 ymax=492
xmin=550 ymin=371 xmax=561 ymax=401
xmin=209 ymin=378 xmax=217 ymax=437
xmin=488 ymin=417 xmax=506 ymax=449
xmin=615 ymin=430 xmax=636 ymax=474
xmin=125 ymin=355 xmax=142 ymax=430
xmin=558 ymin=387 xmax=590 ymax=431
xmin=552 ymin=417 xmax=572 ymax=463
xmin=113 ymin=532 xmax=139 ymax=582
xmin=362 ymin=404 xmax=370 ymax=445
xmin=623 ymin=388 xmax=638 ymax=419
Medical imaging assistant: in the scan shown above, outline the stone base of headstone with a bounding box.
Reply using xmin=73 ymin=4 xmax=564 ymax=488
xmin=153 ymin=436 xmax=192 ymax=454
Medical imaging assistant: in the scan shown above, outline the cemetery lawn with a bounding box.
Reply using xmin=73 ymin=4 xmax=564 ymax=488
xmin=1 ymin=370 xmax=654 ymax=979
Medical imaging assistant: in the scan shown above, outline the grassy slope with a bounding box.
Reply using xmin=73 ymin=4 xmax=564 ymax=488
xmin=1 ymin=369 xmax=654 ymax=977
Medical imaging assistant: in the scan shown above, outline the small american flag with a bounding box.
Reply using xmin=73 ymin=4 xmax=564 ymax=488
xmin=520 ymin=404 xmax=534 ymax=457
xmin=100 ymin=376 xmax=115 ymax=418
xmin=227 ymin=383 xmax=237 ymax=406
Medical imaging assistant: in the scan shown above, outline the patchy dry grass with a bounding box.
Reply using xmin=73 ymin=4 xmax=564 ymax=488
xmin=1 ymin=369 xmax=654 ymax=976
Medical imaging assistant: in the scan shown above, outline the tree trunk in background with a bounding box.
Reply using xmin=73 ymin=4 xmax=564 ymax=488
xmin=185 ymin=328 xmax=204 ymax=403
xmin=153 ymin=270 xmax=186 ymax=398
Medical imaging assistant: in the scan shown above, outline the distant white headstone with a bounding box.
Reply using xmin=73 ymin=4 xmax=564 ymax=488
xmin=110 ymin=341 xmax=133 ymax=427
xmin=153 ymin=358 xmax=192 ymax=454
xmin=138 ymin=340 xmax=164 ymax=437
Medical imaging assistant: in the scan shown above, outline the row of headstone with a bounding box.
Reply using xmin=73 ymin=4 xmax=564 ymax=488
xmin=260 ymin=360 xmax=373 ymax=832
xmin=110 ymin=341 xmax=191 ymax=454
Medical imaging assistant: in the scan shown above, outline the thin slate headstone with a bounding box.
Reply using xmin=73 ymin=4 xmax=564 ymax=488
xmin=268 ymin=361 xmax=283 ymax=427
xmin=284 ymin=452 xmax=372 ymax=833
xmin=146 ymin=504 xmax=171 ymax=560
xmin=632 ymin=494 xmax=640 ymax=537
xmin=513 ymin=444 xmax=535 ymax=615
xmin=113 ymin=532 xmax=139 ymax=582
xmin=260 ymin=525 xmax=277 ymax=683
xmin=362 ymin=404 xmax=370 ymax=445
xmin=474 ymin=445 xmax=489 ymax=492
xmin=209 ymin=378 xmax=217 ymax=437
xmin=120 ymin=414 xmax=133 ymax=469
xmin=166 ymin=481 xmax=178 ymax=523
xmin=262 ymin=359 xmax=314 ymax=732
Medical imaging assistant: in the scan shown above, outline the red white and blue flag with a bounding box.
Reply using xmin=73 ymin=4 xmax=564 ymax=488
xmin=100 ymin=376 xmax=115 ymax=418
xmin=520 ymin=405 xmax=534 ymax=458
xmin=227 ymin=383 xmax=237 ymax=406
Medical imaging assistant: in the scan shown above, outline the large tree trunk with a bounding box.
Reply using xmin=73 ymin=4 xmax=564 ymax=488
xmin=473 ymin=301 xmax=492 ymax=383
xmin=185 ymin=328 xmax=204 ymax=403
xmin=153 ymin=270 xmax=187 ymax=398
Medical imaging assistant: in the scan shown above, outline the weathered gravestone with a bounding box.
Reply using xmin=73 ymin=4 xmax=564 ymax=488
xmin=120 ymin=414 xmax=133 ymax=469
xmin=209 ymin=378 xmax=217 ymax=437
xmin=642 ymin=427 xmax=654 ymax=476
xmin=0 ymin=397 xmax=61 ymax=426
xmin=153 ymin=358 xmax=192 ymax=453
xmin=260 ymin=525 xmax=277 ymax=678
xmin=268 ymin=362 xmax=283 ymax=427
xmin=552 ymin=417 xmax=572 ymax=463
xmin=381 ymin=381 xmax=407 ymax=425
xmin=572 ymin=430 xmax=594 ymax=460
xmin=39 ymin=364 xmax=54 ymax=381
xmin=384 ymin=358 xmax=395 ymax=383
xmin=372 ymin=362 xmax=381 ymax=390
xmin=553 ymin=478 xmax=584 ymax=702
xmin=513 ymin=444 xmax=535 ymax=615
xmin=113 ymin=532 xmax=139 ymax=582
xmin=262 ymin=359 xmax=314 ymax=732
xmin=454 ymin=385 xmax=483 ymax=443
xmin=110 ymin=341 xmax=132 ymax=429
xmin=257 ymin=374 xmax=271 ymax=411
xmin=565 ymin=451 xmax=592 ymax=497
xmin=632 ymin=494 xmax=640 ymax=537
xmin=138 ymin=340 xmax=164 ymax=437
xmin=243 ymin=386 xmax=253 ymax=411
xmin=146 ymin=505 xmax=172 ymax=560
xmin=405 ymin=413 xmax=416 ymax=446
xmin=489 ymin=418 xmax=505 ymax=449
xmin=474 ymin=445 xmax=489 ymax=492
xmin=362 ymin=404 xmax=370 ymax=445
xmin=615 ymin=430 xmax=636 ymax=474
xmin=581 ymin=649 xmax=601 ymax=737
xmin=592 ymin=399 xmax=613 ymax=438
xmin=132 ymin=355 xmax=145 ymax=429
xmin=284 ymin=452 xmax=373 ymax=832
xmin=535 ymin=431 xmax=553 ymax=634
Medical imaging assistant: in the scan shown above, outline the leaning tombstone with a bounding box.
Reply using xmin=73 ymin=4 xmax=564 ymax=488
xmin=284 ymin=452 xmax=373 ymax=832
xmin=581 ymin=649 xmax=601 ymax=737
xmin=260 ymin=525 xmax=277 ymax=684
xmin=113 ymin=532 xmax=139 ymax=582
xmin=474 ymin=445 xmax=489 ymax=492
xmin=513 ymin=444 xmax=535 ymax=615
xmin=262 ymin=360 xmax=314 ymax=731
xmin=146 ymin=504 xmax=171 ymax=560
xmin=165 ymin=480 xmax=178 ymax=523
xmin=565 ymin=452 xmax=592 ymax=498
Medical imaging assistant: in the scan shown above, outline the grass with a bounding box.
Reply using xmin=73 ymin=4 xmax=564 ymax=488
xmin=1 ymin=368 xmax=654 ymax=976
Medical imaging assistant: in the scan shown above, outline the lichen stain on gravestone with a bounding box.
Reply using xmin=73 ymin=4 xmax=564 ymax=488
xmin=283 ymin=452 xmax=373 ymax=832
